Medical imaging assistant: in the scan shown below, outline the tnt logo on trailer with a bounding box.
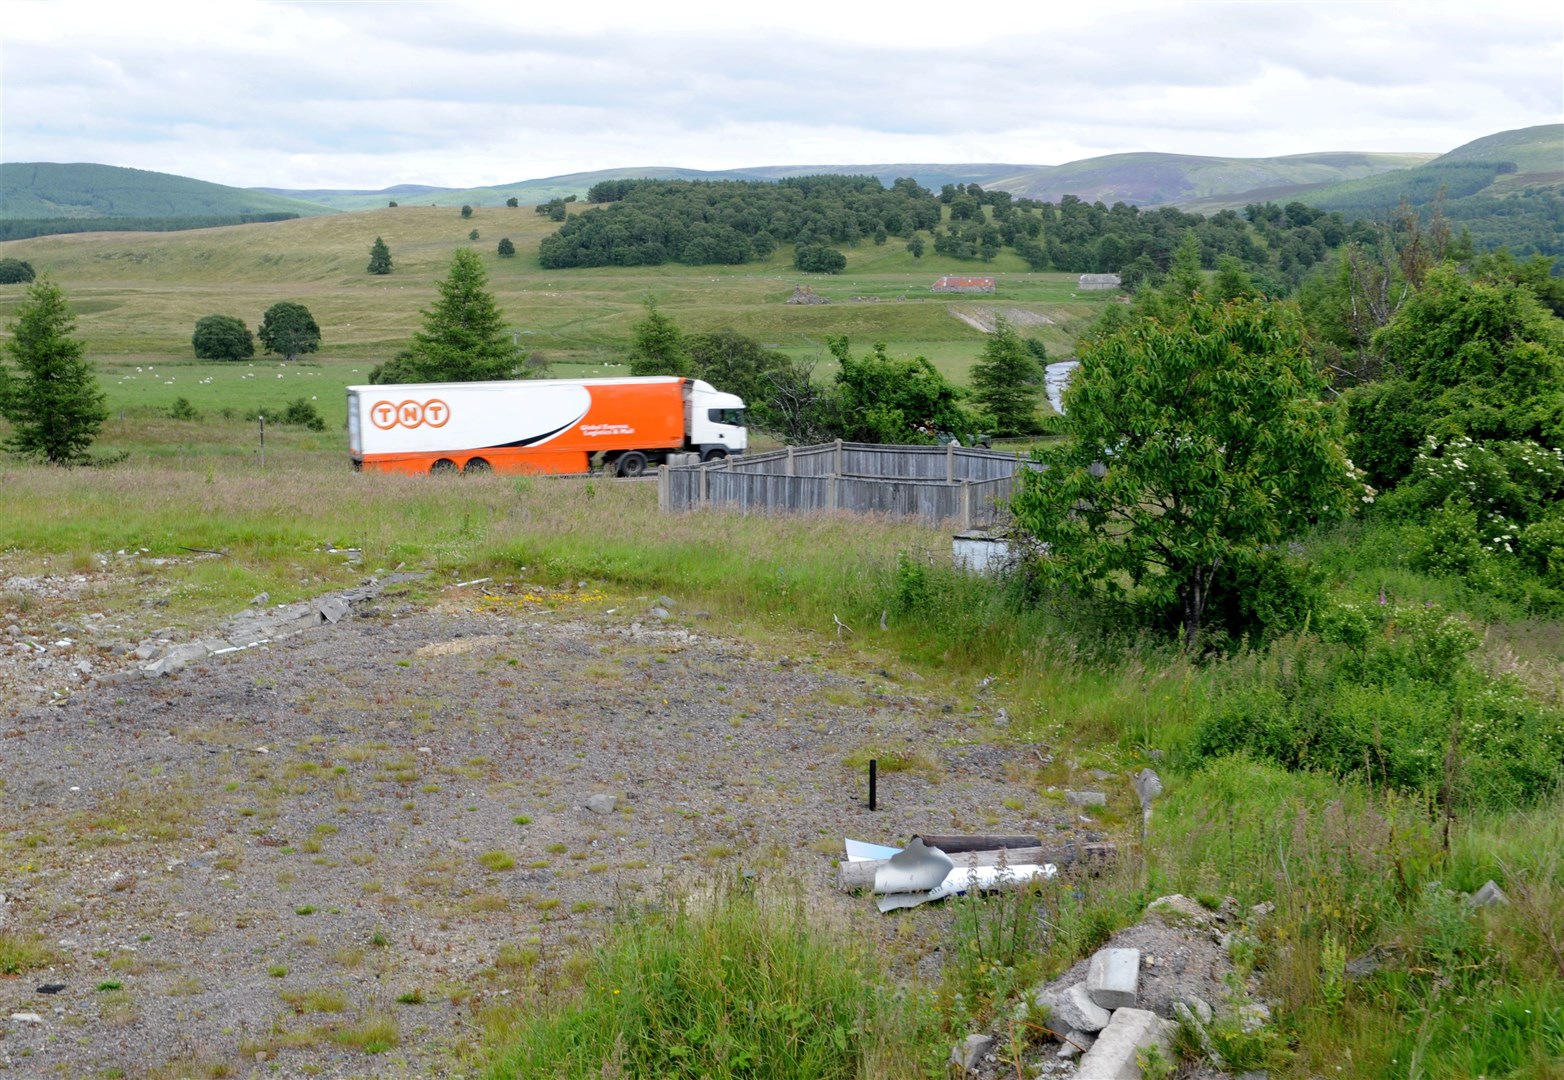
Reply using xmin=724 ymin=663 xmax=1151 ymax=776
xmin=370 ymin=399 xmax=450 ymax=429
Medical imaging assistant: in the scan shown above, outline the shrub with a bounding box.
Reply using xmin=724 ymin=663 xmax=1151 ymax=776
xmin=192 ymin=314 xmax=255 ymax=360
xmin=1189 ymin=606 xmax=1564 ymax=808
xmin=460 ymin=204 xmax=473 ymax=219
xmin=497 ymin=238 xmax=516 ymax=258
xmin=794 ymin=243 xmax=847 ymax=274
xmin=248 ymin=399 xmax=326 ymax=431
xmin=0 ymin=258 xmax=36 ymax=284
xmin=169 ymin=397 xmax=199 ymax=421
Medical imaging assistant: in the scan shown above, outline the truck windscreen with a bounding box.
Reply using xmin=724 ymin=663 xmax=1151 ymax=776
xmin=707 ymin=408 xmax=745 ymax=426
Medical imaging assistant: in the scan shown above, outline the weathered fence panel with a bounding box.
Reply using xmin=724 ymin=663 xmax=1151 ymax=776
xmin=660 ymin=441 xmax=1040 ymax=527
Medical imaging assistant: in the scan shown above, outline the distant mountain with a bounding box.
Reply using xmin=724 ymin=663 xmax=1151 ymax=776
xmin=4 ymin=126 xmax=1556 ymax=244
xmin=990 ymin=151 xmax=1436 ymax=207
xmin=0 ymin=162 xmax=334 ymax=220
xmin=1179 ymin=125 xmax=1563 ymax=215
xmin=256 ymin=154 xmax=1431 ymax=213
xmin=1432 ymin=124 xmax=1563 ymax=175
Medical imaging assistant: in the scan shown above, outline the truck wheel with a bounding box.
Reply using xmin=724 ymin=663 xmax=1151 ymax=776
xmin=702 ymin=448 xmax=727 ymax=463
xmin=616 ymin=451 xmax=648 ymax=478
xmin=463 ymin=458 xmax=491 ymax=475
xmin=430 ymin=459 xmax=458 ymax=474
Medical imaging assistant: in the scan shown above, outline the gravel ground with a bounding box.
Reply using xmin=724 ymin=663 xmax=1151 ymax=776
xmin=0 ymin=570 xmax=1082 ymax=1078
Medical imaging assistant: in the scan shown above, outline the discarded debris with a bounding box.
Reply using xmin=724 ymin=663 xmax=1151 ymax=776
xmin=841 ymin=836 xmax=1060 ymax=912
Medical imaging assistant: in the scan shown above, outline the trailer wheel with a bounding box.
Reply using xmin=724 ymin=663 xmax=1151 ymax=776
xmin=463 ymin=458 xmax=491 ymax=475
xmin=430 ymin=459 xmax=458 ymax=474
xmin=702 ymin=448 xmax=727 ymax=463
xmin=616 ymin=451 xmax=648 ymax=478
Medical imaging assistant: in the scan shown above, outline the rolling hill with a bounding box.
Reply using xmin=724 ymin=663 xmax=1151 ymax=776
xmin=0 ymin=162 xmax=334 ymax=220
xmin=259 ymin=154 xmax=1432 ymax=213
xmin=3 ymin=126 xmax=1556 ymax=253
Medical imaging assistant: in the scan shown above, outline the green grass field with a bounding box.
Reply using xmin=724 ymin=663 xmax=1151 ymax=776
xmin=0 ymin=205 xmax=1110 ymax=424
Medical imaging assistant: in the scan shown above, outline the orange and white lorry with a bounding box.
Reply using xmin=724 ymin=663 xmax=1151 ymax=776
xmin=346 ymin=376 xmax=746 ymax=477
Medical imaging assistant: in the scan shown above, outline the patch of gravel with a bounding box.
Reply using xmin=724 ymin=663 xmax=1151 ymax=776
xmin=1 ymin=582 xmax=1079 ymax=1077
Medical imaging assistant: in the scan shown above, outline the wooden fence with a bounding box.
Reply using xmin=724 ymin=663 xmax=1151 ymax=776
xmin=658 ymin=440 xmax=1041 ymax=528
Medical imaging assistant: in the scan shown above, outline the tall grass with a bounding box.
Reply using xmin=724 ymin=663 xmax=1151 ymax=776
xmin=1150 ymin=758 xmax=1564 ymax=1078
xmin=487 ymin=878 xmax=942 ymax=1080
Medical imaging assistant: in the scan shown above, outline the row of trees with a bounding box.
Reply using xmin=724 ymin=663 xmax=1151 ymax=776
xmin=192 ymin=303 xmax=321 ymax=362
xmin=620 ymin=301 xmax=1049 ymax=443
xmin=534 ymin=175 xmax=1384 ymax=291
xmin=539 ymin=175 xmax=942 ymax=269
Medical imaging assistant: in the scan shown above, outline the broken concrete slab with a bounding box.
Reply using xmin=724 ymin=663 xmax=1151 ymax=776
xmin=1074 ymin=1007 xmax=1176 ymax=1079
xmin=1066 ymin=789 xmax=1107 ymax=807
xmin=1087 ymin=947 xmax=1141 ymax=1010
xmin=949 ymin=1033 xmax=993 ymax=1075
xmin=1468 ymin=880 xmax=1510 ymax=907
xmin=316 ymin=598 xmax=349 ymax=624
xmin=1057 ymin=1030 xmax=1096 ymax=1059
xmin=1036 ymin=982 xmax=1111 ymax=1035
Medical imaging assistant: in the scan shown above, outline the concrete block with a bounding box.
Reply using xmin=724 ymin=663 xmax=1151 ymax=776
xmin=1087 ymin=947 xmax=1141 ymax=1009
xmin=1469 ymin=880 xmax=1510 ymax=907
xmin=949 ymin=1033 xmax=993 ymax=1074
xmin=1037 ymin=982 xmax=1111 ymax=1035
xmin=1066 ymin=789 xmax=1107 ymax=807
xmin=1057 ymin=1030 xmax=1096 ymax=1059
xmin=316 ymin=598 xmax=349 ymax=624
xmin=1074 ymin=1007 xmax=1176 ymax=1079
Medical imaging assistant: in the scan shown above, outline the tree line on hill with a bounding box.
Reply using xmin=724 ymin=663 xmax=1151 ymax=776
xmin=0 ymin=213 xmax=301 ymax=242
xmin=539 ymin=175 xmax=942 ymax=269
xmin=532 ymin=174 xmax=1399 ymax=292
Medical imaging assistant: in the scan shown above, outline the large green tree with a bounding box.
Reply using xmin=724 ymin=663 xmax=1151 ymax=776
xmin=399 ymin=248 xmax=516 ymax=382
xmin=1345 ymin=265 xmax=1564 ymax=490
xmin=970 ymin=316 xmax=1043 ymax=435
xmin=829 ymin=337 xmax=971 ymax=444
xmin=192 ymin=314 xmax=255 ymax=360
xmin=257 ymin=301 xmax=321 ymax=362
xmin=367 ymin=236 xmax=393 ymax=275
xmin=1013 ymin=296 xmax=1360 ymax=650
xmin=0 ymin=258 xmax=36 ymax=284
xmin=628 ymin=299 xmax=690 ymax=376
xmin=0 ymin=278 xmax=108 ymax=464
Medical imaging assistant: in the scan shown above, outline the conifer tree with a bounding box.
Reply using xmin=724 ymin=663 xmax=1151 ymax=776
xmin=367 ymin=236 xmax=393 ymax=275
xmin=970 ymin=316 xmax=1043 ymax=435
xmin=403 ymin=248 xmax=516 ymax=381
xmin=0 ymin=278 xmax=108 ymax=464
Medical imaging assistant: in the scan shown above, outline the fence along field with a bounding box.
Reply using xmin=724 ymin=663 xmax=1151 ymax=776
xmin=661 ymin=440 xmax=1040 ymax=528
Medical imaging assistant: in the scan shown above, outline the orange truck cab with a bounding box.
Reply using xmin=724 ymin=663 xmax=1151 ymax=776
xmin=346 ymin=376 xmax=746 ymax=477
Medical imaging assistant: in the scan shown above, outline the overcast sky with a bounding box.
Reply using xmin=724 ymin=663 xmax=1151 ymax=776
xmin=2 ymin=0 xmax=1560 ymax=191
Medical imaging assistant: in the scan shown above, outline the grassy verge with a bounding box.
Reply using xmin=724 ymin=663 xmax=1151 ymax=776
xmin=486 ymin=878 xmax=942 ymax=1080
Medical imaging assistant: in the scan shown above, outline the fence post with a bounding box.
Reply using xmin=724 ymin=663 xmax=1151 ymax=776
xmin=786 ymin=446 xmax=795 ymax=476
xmin=699 ymin=463 xmax=709 ymax=508
xmin=946 ymin=441 xmax=955 ymax=483
xmin=828 ymin=474 xmax=839 ymax=511
xmin=657 ymin=464 xmax=669 ymax=512
xmin=960 ymin=480 xmax=972 ymax=530
xmin=834 ymin=438 xmax=843 ymax=476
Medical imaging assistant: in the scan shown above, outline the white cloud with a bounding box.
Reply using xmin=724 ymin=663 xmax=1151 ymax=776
xmin=1 ymin=0 xmax=1558 ymax=189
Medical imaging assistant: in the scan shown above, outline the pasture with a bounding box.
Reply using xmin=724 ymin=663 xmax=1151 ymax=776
xmin=0 ymin=204 xmax=1112 ymax=429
